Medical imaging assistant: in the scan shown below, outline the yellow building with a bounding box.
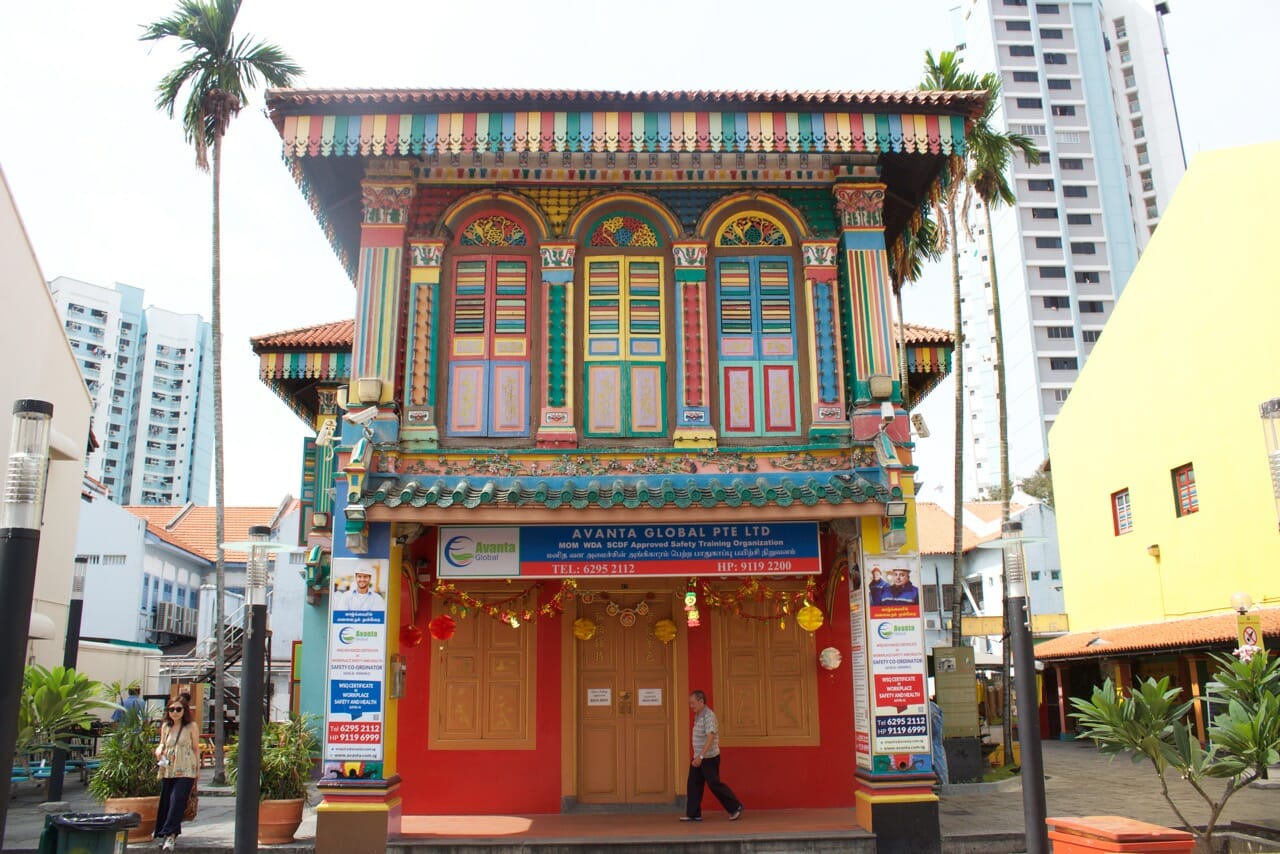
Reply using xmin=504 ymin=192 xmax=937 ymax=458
xmin=1040 ymin=143 xmax=1280 ymax=738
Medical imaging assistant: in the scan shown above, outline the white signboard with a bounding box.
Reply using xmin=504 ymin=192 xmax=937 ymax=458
xmin=325 ymin=557 xmax=387 ymax=763
xmin=638 ymin=688 xmax=663 ymax=707
xmin=587 ymin=688 xmax=612 ymax=706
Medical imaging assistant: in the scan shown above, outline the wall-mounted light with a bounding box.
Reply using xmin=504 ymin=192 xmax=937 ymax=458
xmin=310 ymin=511 xmax=330 ymax=531
xmin=884 ymin=500 xmax=908 ymax=518
xmin=1146 ymin=544 xmax=1160 ymax=560
xmin=869 ymin=374 xmax=894 ymax=400
xmin=355 ymin=377 xmax=383 ymax=405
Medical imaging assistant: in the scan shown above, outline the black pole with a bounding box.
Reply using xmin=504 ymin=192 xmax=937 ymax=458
xmin=0 ymin=529 xmax=43 ymax=842
xmin=234 ymin=525 xmax=272 ymax=854
xmin=46 ymin=556 xmax=87 ymax=803
xmin=1002 ymin=522 xmax=1048 ymax=854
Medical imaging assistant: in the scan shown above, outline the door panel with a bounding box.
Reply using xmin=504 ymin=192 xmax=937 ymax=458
xmin=577 ymin=596 xmax=675 ymax=804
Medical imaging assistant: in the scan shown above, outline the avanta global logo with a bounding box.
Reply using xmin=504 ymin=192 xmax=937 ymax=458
xmin=444 ymin=535 xmax=476 ymax=569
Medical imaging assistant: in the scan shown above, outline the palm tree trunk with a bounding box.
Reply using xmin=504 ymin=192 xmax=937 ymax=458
xmin=948 ymin=194 xmax=965 ymax=648
xmin=895 ymin=286 xmax=909 ymax=406
xmin=985 ymin=200 xmax=1016 ymax=764
xmin=211 ymin=131 xmax=228 ymax=786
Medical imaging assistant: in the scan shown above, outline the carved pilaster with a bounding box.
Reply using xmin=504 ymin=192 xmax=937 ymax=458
xmin=672 ymin=241 xmax=715 ymax=448
xmin=834 ymin=182 xmax=896 ymax=406
xmin=352 ymin=174 xmax=414 ymax=413
xmin=802 ymin=239 xmax=849 ymax=444
xmin=536 ymin=242 xmax=578 ymax=448
xmin=402 ymin=238 xmax=445 ymax=449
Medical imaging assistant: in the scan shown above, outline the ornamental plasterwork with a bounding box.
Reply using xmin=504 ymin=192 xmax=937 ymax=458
xmin=801 ymin=241 xmax=839 ymax=268
xmin=672 ymin=243 xmax=708 ymax=268
xmin=833 ymin=184 xmax=885 ymax=229
xmin=361 ymin=183 xmax=414 ymax=225
xmin=379 ymin=447 xmax=874 ymax=478
xmin=459 ymin=214 xmax=527 ymax=246
xmin=410 ymin=242 xmax=444 ymax=268
xmin=539 ymin=245 xmax=576 ymax=269
xmin=717 ymin=214 xmax=790 ymax=247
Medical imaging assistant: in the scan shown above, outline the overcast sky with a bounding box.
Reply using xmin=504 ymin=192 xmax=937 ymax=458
xmin=1 ymin=1 xmax=1275 ymax=505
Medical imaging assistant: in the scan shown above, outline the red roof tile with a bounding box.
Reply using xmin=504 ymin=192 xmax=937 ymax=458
xmin=266 ymin=88 xmax=988 ymax=116
xmin=125 ymin=505 xmax=282 ymax=562
xmin=251 ymin=319 xmax=353 ymax=351
xmin=900 ymin=323 xmax=953 ymax=346
xmin=1034 ymin=609 xmax=1280 ymax=661
xmin=916 ymin=502 xmax=981 ymax=555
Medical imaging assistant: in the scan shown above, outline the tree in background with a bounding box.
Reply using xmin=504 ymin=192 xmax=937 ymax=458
xmin=141 ymin=0 xmax=301 ymax=784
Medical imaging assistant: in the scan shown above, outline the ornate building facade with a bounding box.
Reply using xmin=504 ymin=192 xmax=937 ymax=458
xmin=254 ymin=88 xmax=978 ymax=852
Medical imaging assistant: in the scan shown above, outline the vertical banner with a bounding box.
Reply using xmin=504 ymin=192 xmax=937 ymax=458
xmin=862 ymin=553 xmax=930 ymax=770
xmin=324 ymin=557 xmax=388 ymax=778
xmin=848 ymin=541 xmax=872 ymax=770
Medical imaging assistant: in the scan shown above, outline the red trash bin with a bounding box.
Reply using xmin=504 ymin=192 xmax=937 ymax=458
xmin=1046 ymin=816 xmax=1195 ymax=853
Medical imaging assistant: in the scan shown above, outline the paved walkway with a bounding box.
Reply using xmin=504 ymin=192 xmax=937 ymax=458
xmin=1 ymin=740 xmax=1275 ymax=852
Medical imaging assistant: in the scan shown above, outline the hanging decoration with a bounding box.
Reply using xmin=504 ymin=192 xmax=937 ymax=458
xmin=400 ymin=624 xmax=425 ymax=648
xmin=428 ymin=614 xmax=456 ymax=642
xmin=654 ymin=618 xmax=678 ymax=644
xmin=573 ymin=617 xmax=597 ymax=641
xmin=431 ymin=578 xmax=578 ymax=626
xmin=797 ymin=602 xmax=825 ymax=633
xmin=819 ymin=647 xmax=843 ymax=671
xmin=684 ymin=582 xmax=700 ymax=628
xmin=692 ymin=577 xmax=824 ymax=624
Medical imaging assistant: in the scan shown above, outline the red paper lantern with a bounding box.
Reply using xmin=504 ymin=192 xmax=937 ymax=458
xmin=428 ymin=614 xmax=457 ymax=641
xmin=400 ymin=624 xmax=424 ymax=648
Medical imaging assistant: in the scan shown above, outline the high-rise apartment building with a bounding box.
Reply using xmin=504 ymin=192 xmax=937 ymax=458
xmin=48 ymin=276 xmax=214 ymax=505
xmin=954 ymin=0 xmax=1184 ymax=491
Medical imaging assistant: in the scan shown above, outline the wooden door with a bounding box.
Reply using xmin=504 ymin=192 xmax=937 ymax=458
xmin=577 ymin=595 xmax=675 ymax=804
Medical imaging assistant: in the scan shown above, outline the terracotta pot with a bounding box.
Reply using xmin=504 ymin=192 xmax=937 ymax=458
xmin=259 ymin=797 xmax=305 ymax=844
xmin=104 ymin=795 xmax=160 ymax=843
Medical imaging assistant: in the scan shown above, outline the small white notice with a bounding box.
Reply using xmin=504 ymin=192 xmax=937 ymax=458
xmin=587 ymin=688 xmax=612 ymax=706
xmin=637 ymin=688 xmax=662 ymax=707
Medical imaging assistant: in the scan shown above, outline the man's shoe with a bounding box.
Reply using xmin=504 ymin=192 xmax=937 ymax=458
xmin=679 ymin=815 xmax=701 ymax=822
xmin=729 ymin=806 xmax=744 ymax=821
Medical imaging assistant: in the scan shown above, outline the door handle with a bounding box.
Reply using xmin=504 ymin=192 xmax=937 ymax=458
xmin=619 ymin=690 xmax=632 ymax=716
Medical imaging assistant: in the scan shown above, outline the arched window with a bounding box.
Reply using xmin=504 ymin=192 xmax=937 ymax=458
xmin=712 ymin=213 xmax=800 ymax=437
xmin=444 ymin=212 xmax=533 ymax=438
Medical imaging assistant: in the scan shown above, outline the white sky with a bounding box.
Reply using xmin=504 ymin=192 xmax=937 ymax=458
xmin=1 ymin=1 xmax=1275 ymax=505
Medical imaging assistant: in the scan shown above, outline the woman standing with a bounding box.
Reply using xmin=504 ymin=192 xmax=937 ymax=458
xmin=153 ymin=696 xmax=199 ymax=850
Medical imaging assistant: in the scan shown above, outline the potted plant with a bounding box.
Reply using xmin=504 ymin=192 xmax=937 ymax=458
xmin=227 ymin=714 xmax=319 ymax=844
xmin=1070 ymin=646 xmax=1280 ymax=854
xmin=15 ymin=665 xmax=116 ymax=777
xmin=87 ymin=703 xmax=163 ymax=842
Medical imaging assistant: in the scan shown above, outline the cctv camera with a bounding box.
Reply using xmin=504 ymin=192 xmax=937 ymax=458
xmin=911 ymin=413 xmax=930 ymax=439
xmin=344 ymin=405 xmax=380 ymax=427
xmin=314 ymin=420 xmax=336 ymax=447
xmin=880 ymin=402 xmax=895 ymax=423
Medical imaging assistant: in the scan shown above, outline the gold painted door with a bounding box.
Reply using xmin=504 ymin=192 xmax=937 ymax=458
xmin=577 ymin=594 xmax=675 ymax=804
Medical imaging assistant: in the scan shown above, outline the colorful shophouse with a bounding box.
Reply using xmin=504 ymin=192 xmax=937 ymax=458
xmin=254 ymin=88 xmax=979 ymax=853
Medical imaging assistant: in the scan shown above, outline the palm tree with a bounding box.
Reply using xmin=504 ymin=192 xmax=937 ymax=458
xmin=920 ymin=50 xmax=985 ymax=654
xmin=141 ymin=0 xmax=301 ymax=785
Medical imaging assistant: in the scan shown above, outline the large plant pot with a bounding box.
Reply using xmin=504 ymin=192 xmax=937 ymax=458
xmin=104 ymin=795 xmax=160 ymax=842
xmin=259 ymin=797 xmax=305 ymax=844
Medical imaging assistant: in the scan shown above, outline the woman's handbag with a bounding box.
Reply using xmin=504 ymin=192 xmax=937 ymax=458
xmin=183 ymin=782 xmax=199 ymax=821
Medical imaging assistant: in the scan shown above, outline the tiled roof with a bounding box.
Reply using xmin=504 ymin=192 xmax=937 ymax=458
xmin=364 ymin=473 xmax=890 ymax=511
xmin=267 ymin=88 xmax=988 ymax=115
xmin=1034 ymin=609 xmax=1280 ymax=662
xmin=966 ymin=502 xmax=1010 ymax=524
xmin=916 ymin=502 xmax=981 ymax=555
xmin=251 ymin=319 xmax=353 ymax=351
xmin=251 ymin=319 xmax=951 ymax=354
xmin=124 ymin=505 xmax=281 ymax=562
xmin=901 ymin=323 xmax=953 ymax=345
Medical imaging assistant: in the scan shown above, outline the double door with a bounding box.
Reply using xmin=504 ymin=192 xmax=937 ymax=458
xmin=576 ymin=594 xmax=675 ymax=804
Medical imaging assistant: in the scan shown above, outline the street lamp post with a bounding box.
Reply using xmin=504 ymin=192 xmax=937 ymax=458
xmin=978 ymin=521 xmax=1048 ymax=854
xmin=222 ymin=526 xmax=291 ymax=854
xmin=0 ymin=400 xmax=54 ymax=842
xmin=46 ymin=555 xmax=88 ymax=803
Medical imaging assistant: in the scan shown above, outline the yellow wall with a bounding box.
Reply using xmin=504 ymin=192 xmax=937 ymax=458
xmin=1048 ymin=143 xmax=1280 ymax=630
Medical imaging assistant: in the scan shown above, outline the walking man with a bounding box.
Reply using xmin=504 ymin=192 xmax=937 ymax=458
xmin=682 ymin=690 xmax=744 ymax=822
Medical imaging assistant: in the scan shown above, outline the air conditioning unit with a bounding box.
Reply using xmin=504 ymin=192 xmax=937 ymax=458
xmin=925 ymin=616 xmax=941 ymax=631
xmin=153 ymin=602 xmax=176 ymax=633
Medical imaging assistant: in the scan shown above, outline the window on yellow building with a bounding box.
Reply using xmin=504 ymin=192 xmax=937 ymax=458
xmin=1111 ymin=489 xmax=1133 ymax=535
xmin=1172 ymin=464 xmax=1198 ymax=517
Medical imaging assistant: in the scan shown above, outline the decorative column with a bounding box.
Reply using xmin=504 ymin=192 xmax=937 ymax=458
xmin=351 ymin=162 xmax=414 ymax=411
xmin=536 ymin=242 xmax=578 ymax=447
xmin=672 ymin=240 xmax=715 ymax=447
xmin=834 ymin=182 xmax=899 ymax=411
xmin=801 ymin=239 xmax=849 ymax=444
xmin=402 ymin=239 xmax=446 ymax=449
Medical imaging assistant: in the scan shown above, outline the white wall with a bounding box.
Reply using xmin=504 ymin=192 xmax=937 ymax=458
xmin=0 ymin=167 xmax=92 ymax=669
xmin=76 ymin=494 xmax=148 ymax=641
